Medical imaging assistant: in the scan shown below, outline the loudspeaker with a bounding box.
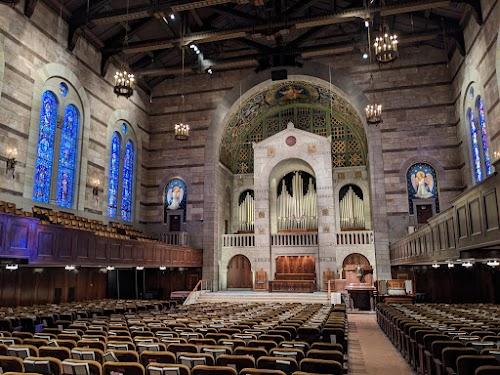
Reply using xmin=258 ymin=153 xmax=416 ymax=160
xmin=271 ymin=69 xmax=288 ymax=81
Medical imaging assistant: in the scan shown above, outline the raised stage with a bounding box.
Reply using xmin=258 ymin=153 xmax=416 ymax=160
xmin=191 ymin=290 xmax=330 ymax=304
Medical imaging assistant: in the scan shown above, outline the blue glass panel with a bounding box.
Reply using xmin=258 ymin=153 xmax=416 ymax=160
xmin=107 ymin=132 xmax=121 ymax=218
xmin=121 ymin=122 xmax=128 ymax=135
xmin=468 ymin=108 xmax=483 ymax=183
xmin=33 ymin=91 xmax=58 ymax=203
xmin=120 ymin=140 xmax=134 ymax=222
xmin=59 ymin=82 xmax=68 ymax=97
xmin=56 ymin=104 xmax=80 ymax=208
xmin=477 ymin=98 xmax=493 ymax=177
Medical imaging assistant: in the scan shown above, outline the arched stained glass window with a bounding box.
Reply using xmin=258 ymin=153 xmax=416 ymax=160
xmin=120 ymin=140 xmax=134 ymax=222
xmin=467 ymin=108 xmax=483 ymax=183
xmin=33 ymin=90 xmax=58 ymax=203
xmin=56 ymin=104 xmax=80 ymax=208
xmin=107 ymin=132 xmax=122 ymax=218
xmin=477 ymin=97 xmax=493 ymax=177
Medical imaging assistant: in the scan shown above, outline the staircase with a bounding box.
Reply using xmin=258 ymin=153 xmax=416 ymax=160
xmin=194 ymin=291 xmax=330 ymax=304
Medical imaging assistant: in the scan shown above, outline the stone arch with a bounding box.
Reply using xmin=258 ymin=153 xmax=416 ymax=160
xmin=24 ymin=63 xmax=91 ymax=212
xmin=203 ymin=62 xmax=390 ymax=286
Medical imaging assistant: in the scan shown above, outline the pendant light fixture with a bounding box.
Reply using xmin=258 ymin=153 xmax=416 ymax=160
xmin=174 ymin=17 xmax=190 ymax=141
xmin=113 ymin=0 xmax=135 ymax=98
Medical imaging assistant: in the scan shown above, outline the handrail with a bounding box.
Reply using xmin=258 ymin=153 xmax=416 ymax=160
xmin=183 ymin=279 xmax=210 ymax=305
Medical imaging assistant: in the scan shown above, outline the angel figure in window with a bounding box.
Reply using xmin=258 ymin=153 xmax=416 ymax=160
xmin=411 ymin=170 xmax=434 ymax=199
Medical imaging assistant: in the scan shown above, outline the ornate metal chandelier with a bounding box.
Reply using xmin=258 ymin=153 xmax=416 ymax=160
xmin=174 ymin=121 xmax=190 ymax=141
xmin=373 ymin=27 xmax=398 ymax=63
xmin=174 ymin=25 xmax=190 ymax=141
xmin=113 ymin=70 xmax=135 ymax=98
xmin=365 ymin=74 xmax=383 ymax=125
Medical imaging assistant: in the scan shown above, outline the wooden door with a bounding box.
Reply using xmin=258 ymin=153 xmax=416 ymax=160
xmin=416 ymin=204 xmax=433 ymax=224
xmin=227 ymin=255 xmax=252 ymax=289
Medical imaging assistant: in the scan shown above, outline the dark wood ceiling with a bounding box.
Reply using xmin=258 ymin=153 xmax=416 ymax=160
xmin=16 ymin=0 xmax=482 ymax=91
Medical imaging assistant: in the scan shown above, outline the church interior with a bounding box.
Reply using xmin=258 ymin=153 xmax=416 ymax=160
xmin=0 ymin=0 xmax=499 ymax=374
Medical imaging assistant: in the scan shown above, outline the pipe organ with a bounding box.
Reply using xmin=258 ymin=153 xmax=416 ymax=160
xmin=277 ymin=171 xmax=318 ymax=232
xmin=237 ymin=191 xmax=255 ymax=232
xmin=340 ymin=186 xmax=365 ymax=230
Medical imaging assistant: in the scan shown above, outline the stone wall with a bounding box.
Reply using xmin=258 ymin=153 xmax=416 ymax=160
xmin=0 ymin=2 xmax=150 ymax=223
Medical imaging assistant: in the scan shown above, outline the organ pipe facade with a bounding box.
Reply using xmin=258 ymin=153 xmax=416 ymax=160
xmin=277 ymin=171 xmax=318 ymax=232
xmin=340 ymin=186 xmax=365 ymax=230
xmin=237 ymin=191 xmax=254 ymax=232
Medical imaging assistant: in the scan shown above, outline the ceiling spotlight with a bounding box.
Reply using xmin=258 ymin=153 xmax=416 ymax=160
xmin=65 ymin=265 xmax=76 ymax=271
xmin=207 ymin=68 xmax=213 ymax=75
xmin=487 ymin=260 xmax=499 ymax=267
xmin=6 ymin=264 xmax=18 ymax=271
xmin=136 ymin=266 xmax=144 ymax=271
xmin=362 ymin=52 xmax=368 ymax=59
xmin=169 ymin=13 xmax=175 ymax=20
xmin=462 ymin=261 xmax=473 ymax=268
xmin=431 ymin=263 xmax=440 ymax=269
xmin=106 ymin=266 xmax=115 ymax=271
xmin=159 ymin=266 xmax=167 ymax=271
xmin=447 ymin=262 xmax=455 ymax=268
xmin=162 ymin=16 xmax=169 ymax=24
xmin=365 ymin=20 xmax=370 ymax=28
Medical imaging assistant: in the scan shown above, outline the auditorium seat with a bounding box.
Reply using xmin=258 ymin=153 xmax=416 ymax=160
xmin=23 ymin=356 xmax=63 ymax=375
xmin=191 ymin=365 xmax=237 ymax=375
xmin=104 ymin=361 xmax=145 ymax=375
xmin=269 ymin=348 xmax=305 ymax=361
xmin=0 ymin=355 xmax=24 ymax=372
xmin=7 ymin=345 xmax=38 ymax=358
xmin=177 ymin=353 xmax=214 ymax=368
xmin=216 ymin=354 xmax=256 ymax=372
xmin=475 ymin=365 xmax=500 ymax=375
xmin=71 ymin=347 xmax=105 ymax=363
xmin=39 ymin=345 xmax=71 ymax=361
xmin=167 ymin=344 xmax=198 ymax=355
xmin=456 ymin=355 xmax=498 ymax=375
xmin=257 ymin=355 xmax=299 ymax=373
xmin=299 ymin=358 xmax=342 ymax=375
xmin=62 ymin=358 xmax=103 ymax=375
xmin=140 ymin=351 xmax=176 ymax=367
xmin=441 ymin=347 xmax=477 ymax=375
xmin=240 ymin=368 xmax=287 ymax=375
xmin=248 ymin=340 xmax=277 ymax=352
xmin=234 ymin=346 xmax=268 ymax=360
xmin=429 ymin=341 xmax=464 ymax=375
xmin=306 ymin=349 xmax=343 ymax=364
xmin=106 ymin=349 xmax=140 ymax=362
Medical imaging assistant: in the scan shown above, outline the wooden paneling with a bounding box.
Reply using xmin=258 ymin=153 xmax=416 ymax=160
xmin=0 ymin=213 xmax=202 ymax=268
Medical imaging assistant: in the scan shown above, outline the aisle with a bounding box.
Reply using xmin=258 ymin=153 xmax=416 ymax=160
xmin=348 ymin=313 xmax=414 ymax=375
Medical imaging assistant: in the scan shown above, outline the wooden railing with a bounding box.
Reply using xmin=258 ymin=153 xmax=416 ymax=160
xmin=184 ymin=279 xmax=211 ymax=305
xmin=390 ymin=164 xmax=500 ymax=265
xmin=336 ymin=230 xmax=374 ymax=245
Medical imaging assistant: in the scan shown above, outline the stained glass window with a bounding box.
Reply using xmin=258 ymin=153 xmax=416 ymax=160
xmin=477 ymin=97 xmax=493 ymax=177
xmin=120 ymin=140 xmax=134 ymax=222
xmin=107 ymin=132 xmax=121 ymax=218
xmin=467 ymin=108 xmax=483 ymax=183
xmin=56 ymin=104 xmax=80 ymax=208
xmin=33 ymin=91 xmax=58 ymax=203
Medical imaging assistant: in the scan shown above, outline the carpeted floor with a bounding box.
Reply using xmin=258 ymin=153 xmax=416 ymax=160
xmin=348 ymin=313 xmax=414 ymax=375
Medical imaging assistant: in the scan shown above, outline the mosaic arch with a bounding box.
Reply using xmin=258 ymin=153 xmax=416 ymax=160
xmin=219 ymin=80 xmax=367 ymax=174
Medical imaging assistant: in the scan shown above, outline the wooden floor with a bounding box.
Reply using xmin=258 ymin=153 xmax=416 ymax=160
xmin=348 ymin=313 xmax=414 ymax=375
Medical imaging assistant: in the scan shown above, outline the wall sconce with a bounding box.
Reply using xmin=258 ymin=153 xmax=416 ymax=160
xmin=90 ymin=177 xmax=101 ymax=199
xmin=5 ymin=146 xmax=17 ymax=179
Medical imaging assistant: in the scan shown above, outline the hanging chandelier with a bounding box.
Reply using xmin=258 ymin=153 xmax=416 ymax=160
xmin=112 ymin=0 xmax=135 ymax=98
xmin=365 ymin=74 xmax=383 ymax=125
xmin=113 ymin=69 xmax=135 ymax=98
xmin=174 ymin=121 xmax=190 ymax=141
xmin=373 ymin=26 xmax=398 ymax=63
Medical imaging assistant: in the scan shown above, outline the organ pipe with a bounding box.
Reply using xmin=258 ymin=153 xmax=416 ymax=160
xmin=277 ymin=172 xmax=318 ymax=232
xmin=340 ymin=186 xmax=365 ymax=230
xmin=237 ymin=192 xmax=254 ymax=232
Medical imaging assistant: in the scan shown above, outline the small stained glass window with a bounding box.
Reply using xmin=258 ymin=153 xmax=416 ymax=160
xmin=59 ymin=82 xmax=69 ymax=97
xmin=468 ymin=108 xmax=483 ymax=183
xmin=107 ymin=132 xmax=121 ymax=218
xmin=476 ymin=97 xmax=493 ymax=177
xmin=121 ymin=122 xmax=128 ymax=135
xmin=120 ymin=140 xmax=134 ymax=222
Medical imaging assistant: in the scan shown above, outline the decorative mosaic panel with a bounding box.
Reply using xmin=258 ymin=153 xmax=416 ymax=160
xmin=220 ymin=81 xmax=366 ymax=173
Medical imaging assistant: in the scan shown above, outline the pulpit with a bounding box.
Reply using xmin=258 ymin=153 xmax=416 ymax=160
xmin=346 ymin=283 xmax=376 ymax=311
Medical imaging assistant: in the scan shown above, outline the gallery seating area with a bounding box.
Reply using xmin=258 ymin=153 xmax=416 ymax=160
xmin=377 ymin=303 xmax=500 ymax=375
xmin=0 ymin=300 xmax=348 ymax=375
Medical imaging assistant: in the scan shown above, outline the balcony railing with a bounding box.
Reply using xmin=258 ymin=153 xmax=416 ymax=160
xmin=271 ymin=232 xmax=318 ymax=247
xmin=159 ymin=231 xmax=189 ymax=246
xmin=390 ymin=163 xmax=500 ymax=265
xmin=222 ymin=233 xmax=255 ymax=247
xmin=336 ymin=230 xmax=374 ymax=245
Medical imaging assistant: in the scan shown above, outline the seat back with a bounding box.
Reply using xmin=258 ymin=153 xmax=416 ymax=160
xmin=103 ymin=362 xmax=145 ymax=375
xmin=23 ymin=356 xmax=62 ymax=375
xmin=7 ymin=345 xmax=38 ymax=358
xmin=306 ymin=349 xmax=343 ymax=364
xmin=442 ymin=348 xmax=477 ymax=372
xmin=139 ymin=351 xmax=176 ymax=367
xmin=234 ymin=346 xmax=268 ymax=360
xmin=39 ymin=346 xmax=71 ymax=361
xmin=216 ymin=354 xmax=256 ymax=372
xmin=240 ymin=368 xmax=286 ymax=375
xmin=62 ymin=359 xmax=103 ymax=375
xmin=431 ymin=341 xmax=464 ymax=359
xmin=257 ymin=355 xmax=299 ymax=373
xmin=269 ymin=348 xmax=305 ymax=361
xmin=299 ymin=358 xmax=342 ymax=375
xmin=475 ymin=365 xmax=500 ymax=375
xmin=456 ymin=355 xmax=497 ymax=375
xmin=191 ymin=365 xmax=237 ymax=375
xmin=0 ymin=355 xmax=24 ymax=373
xmin=145 ymin=362 xmax=191 ymax=375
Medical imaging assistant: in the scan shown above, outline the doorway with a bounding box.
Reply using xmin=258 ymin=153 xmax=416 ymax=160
xmin=169 ymin=215 xmax=181 ymax=231
xmin=416 ymin=204 xmax=433 ymax=224
xmin=227 ymin=255 xmax=253 ymax=289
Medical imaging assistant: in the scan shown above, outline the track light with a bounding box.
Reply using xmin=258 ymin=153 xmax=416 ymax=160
xmin=136 ymin=266 xmax=144 ymax=271
xmin=5 ymin=264 xmax=18 ymax=271
xmin=65 ymin=265 xmax=76 ymax=271
xmin=462 ymin=261 xmax=473 ymax=268
xmin=487 ymin=260 xmax=499 ymax=267
xmin=447 ymin=262 xmax=455 ymax=268
xmin=106 ymin=266 xmax=115 ymax=271
xmin=365 ymin=20 xmax=370 ymax=28
xmin=431 ymin=263 xmax=440 ymax=269
xmin=362 ymin=52 xmax=368 ymax=59
xmin=169 ymin=13 xmax=175 ymax=20
xmin=159 ymin=266 xmax=167 ymax=271
xmin=207 ymin=68 xmax=213 ymax=75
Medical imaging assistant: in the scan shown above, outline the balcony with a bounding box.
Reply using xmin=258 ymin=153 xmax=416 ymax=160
xmin=390 ymin=166 xmax=500 ymax=265
xmin=158 ymin=231 xmax=189 ymax=246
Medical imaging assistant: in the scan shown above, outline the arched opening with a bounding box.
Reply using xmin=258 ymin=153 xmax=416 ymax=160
xmin=227 ymin=255 xmax=252 ymax=289
xmin=342 ymin=253 xmax=373 ymax=285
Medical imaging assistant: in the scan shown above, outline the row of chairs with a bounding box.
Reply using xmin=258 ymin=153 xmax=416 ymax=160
xmin=377 ymin=303 xmax=500 ymax=375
